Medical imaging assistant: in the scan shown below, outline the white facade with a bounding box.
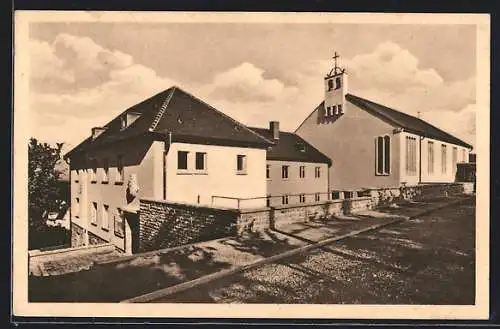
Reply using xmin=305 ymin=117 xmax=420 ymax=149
xmin=165 ymin=142 xmax=268 ymax=209
xmin=398 ymin=131 xmax=470 ymax=185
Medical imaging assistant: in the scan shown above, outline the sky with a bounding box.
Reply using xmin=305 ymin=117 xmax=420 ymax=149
xmin=28 ymin=22 xmax=477 ymax=153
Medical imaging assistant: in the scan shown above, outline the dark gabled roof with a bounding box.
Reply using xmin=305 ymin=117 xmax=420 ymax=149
xmin=64 ymin=86 xmax=274 ymax=159
xmin=345 ymin=94 xmax=473 ymax=149
xmin=247 ymin=127 xmax=332 ymax=166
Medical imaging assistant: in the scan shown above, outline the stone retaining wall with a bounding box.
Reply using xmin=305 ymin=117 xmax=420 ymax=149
xmin=137 ymin=182 xmax=469 ymax=252
xmin=138 ymin=198 xmax=238 ymax=252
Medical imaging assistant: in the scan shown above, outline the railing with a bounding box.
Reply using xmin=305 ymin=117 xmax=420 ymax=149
xmin=211 ymin=190 xmax=364 ymax=210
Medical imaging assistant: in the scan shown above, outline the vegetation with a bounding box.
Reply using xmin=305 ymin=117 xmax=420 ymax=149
xmin=28 ymin=138 xmax=70 ymax=250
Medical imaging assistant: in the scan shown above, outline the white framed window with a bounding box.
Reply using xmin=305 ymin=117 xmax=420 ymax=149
xmin=195 ymin=152 xmax=207 ymax=171
xmin=114 ymin=208 xmax=125 ymax=238
xmin=327 ymin=79 xmax=334 ymax=91
xmin=282 ymin=195 xmax=289 ymax=205
xmin=441 ymin=144 xmax=447 ymax=174
xmin=428 ymin=141 xmax=434 ymax=175
xmin=102 ymin=205 xmax=109 ymax=231
xmin=452 ymin=147 xmax=458 ymax=175
xmin=90 ymin=202 xmax=98 ymax=226
xmin=315 ymin=166 xmax=321 ymax=178
xmin=405 ymin=136 xmax=417 ymax=175
xmin=177 ymin=151 xmax=189 ymax=170
xmin=90 ymin=159 xmax=98 ymax=183
xmin=315 ymin=193 xmax=320 ymax=202
xmin=74 ymin=197 xmax=80 ymax=218
xmin=299 ymin=166 xmax=305 ymax=178
xmin=236 ymin=154 xmax=247 ymax=174
xmin=376 ymin=135 xmax=391 ymax=175
xmin=335 ymin=77 xmax=341 ymax=89
xmin=282 ymin=165 xmax=289 ymax=179
xmin=102 ymin=158 xmax=109 ymax=183
xmin=116 ymin=155 xmax=124 ymax=183
xmin=299 ymin=194 xmax=306 ymax=203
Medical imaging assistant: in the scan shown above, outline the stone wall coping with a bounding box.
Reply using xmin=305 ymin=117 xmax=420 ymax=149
xmin=238 ymin=196 xmax=372 ymax=213
xmin=140 ymin=198 xmax=239 ymax=213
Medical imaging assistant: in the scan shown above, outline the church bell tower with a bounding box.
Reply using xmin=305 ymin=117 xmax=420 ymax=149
xmin=323 ymin=52 xmax=348 ymax=118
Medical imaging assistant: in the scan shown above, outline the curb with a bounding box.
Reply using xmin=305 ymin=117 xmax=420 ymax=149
xmin=120 ymin=196 xmax=474 ymax=303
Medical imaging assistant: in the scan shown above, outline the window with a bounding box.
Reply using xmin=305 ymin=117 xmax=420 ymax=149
xmin=281 ymin=165 xmax=289 ymax=179
xmin=90 ymin=159 xmax=98 ymax=183
xmin=266 ymin=195 xmax=271 ymax=207
xmin=405 ymin=136 xmax=417 ymax=175
xmin=338 ymin=104 xmax=343 ymax=114
xmin=315 ymin=166 xmax=321 ymax=178
xmin=282 ymin=195 xmax=289 ymax=205
xmin=331 ymin=191 xmax=340 ymax=200
xmin=452 ymin=147 xmax=458 ymax=175
xmin=116 ymin=155 xmax=124 ymax=183
xmin=90 ymin=202 xmax=97 ymax=225
xmin=299 ymin=194 xmax=306 ymax=203
xmin=102 ymin=158 xmax=109 ymax=183
xmin=114 ymin=208 xmax=125 ymax=238
xmin=428 ymin=141 xmax=434 ymax=175
xmin=335 ymin=77 xmax=341 ymax=89
xmin=327 ymin=79 xmax=334 ymax=91
xmin=74 ymin=198 xmax=80 ymax=218
xmin=266 ymin=165 xmax=270 ymax=179
xmin=102 ymin=205 xmax=109 ymax=230
xmin=237 ymin=155 xmax=247 ymax=174
xmin=376 ymin=136 xmax=391 ymax=175
xmin=177 ymin=151 xmax=188 ymax=170
xmin=195 ymin=152 xmax=207 ymax=170
xmin=299 ymin=166 xmax=305 ymax=178
xmin=441 ymin=144 xmax=447 ymax=174
xmin=315 ymin=193 xmax=320 ymax=202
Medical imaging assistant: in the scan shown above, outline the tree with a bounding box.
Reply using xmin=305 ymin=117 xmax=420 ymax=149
xmin=28 ymin=138 xmax=67 ymax=248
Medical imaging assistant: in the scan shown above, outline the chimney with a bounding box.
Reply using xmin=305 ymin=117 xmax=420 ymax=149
xmin=91 ymin=127 xmax=106 ymax=140
xmin=269 ymin=121 xmax=280 ymax=140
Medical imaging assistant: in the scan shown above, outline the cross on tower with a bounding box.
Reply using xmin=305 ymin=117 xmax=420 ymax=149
xmin=332 ymin=51 xmax=340 ymax=70
xmin=328 ymin=51 xmax=345 ymax=76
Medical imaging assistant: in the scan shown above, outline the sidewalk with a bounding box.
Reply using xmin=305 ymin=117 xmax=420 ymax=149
xmin=28 ymin=195 xmax=467 ymax=303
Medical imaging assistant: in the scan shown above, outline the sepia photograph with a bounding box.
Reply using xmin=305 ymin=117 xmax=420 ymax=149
xmin=13 ymin=11 xmax=490 ymax=319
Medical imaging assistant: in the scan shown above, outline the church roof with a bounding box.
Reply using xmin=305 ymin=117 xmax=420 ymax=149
xmin=247 ymin=127 xmax=332 ymax=165
xmin=64 ymin=86 xmax=274 ymax=159
xmin=345 ymin=94 xmax=473 ymax=149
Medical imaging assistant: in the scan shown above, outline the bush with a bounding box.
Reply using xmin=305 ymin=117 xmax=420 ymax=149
xmin=29 ymin=224 xmax=70 ymax=251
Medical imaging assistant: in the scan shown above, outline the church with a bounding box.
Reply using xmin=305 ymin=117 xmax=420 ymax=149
xmin=295 ymin=53 xmax=473 ymax=193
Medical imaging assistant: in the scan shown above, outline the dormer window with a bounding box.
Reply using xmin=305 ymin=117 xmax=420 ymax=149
xmin=121 ymin=112 xmax=141 ymax=130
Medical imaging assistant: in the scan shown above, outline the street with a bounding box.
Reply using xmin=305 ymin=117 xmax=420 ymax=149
xmin=158 ymin=197 xmax=475 ymax=304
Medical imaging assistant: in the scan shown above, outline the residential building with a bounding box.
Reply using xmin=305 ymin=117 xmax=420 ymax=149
xmin=295 ymin=54 xmax=473 ymax=191
xmin=64 ymin=86 xmax=273 ymax=253
xmin=248 ymin=121 xmax=331 ymax=206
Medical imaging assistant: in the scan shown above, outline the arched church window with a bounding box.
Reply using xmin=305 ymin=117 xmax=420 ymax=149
xmin=335 ymin=77 xmax=342 ymax=89
xmin=327 ymin=79 xmax=334 ymax=91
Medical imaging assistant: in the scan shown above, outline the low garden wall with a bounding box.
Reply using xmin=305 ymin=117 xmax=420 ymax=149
xmin=137 ymin=182 xmax=470 ymax=252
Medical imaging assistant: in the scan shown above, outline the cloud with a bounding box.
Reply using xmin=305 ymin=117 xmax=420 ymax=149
xmin=205 ymin=62 xmax=297 ymax=102
xmin=29 ymin=34 xmax=180 ymax=146
xmin=28 ymin=34 xmax=476 ymax=150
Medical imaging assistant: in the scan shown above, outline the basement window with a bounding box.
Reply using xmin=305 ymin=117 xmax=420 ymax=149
xmin=282 ymin=195 xmax=289 ymax=205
